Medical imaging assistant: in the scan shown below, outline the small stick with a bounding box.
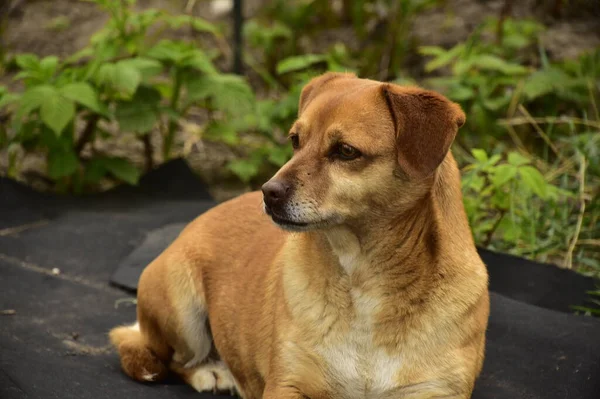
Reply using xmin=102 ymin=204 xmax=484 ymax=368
xmin=564 ymin=154 xmax=586 ymax=269
xmin=517 ymin=104 xmax=566 ymax=163
xmin=498 ymin=116 xmax=600 ymax=130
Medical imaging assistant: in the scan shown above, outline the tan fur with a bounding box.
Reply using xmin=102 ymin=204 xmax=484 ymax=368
xmin=110 ymin=73 xmax=489 ymax=399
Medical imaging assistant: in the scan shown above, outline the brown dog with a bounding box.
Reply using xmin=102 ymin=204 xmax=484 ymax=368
xmin=110 ymin=72 xmax=489 ymax=399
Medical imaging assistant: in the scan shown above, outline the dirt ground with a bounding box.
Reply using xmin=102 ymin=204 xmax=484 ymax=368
xmin=1 ymin=0 xmax=599 ymax=199
xmin=4 ymin=0 xmax=598 ymax=59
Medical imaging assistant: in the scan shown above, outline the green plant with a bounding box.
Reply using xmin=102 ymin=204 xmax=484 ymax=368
xmin=420 ymin=19 xmax=542 ymax=142
xmin=243 ymin=19 xmax=294 ymax=82
xmin=200 ymin=73 xmax=309 ymax=185
xmin=0 ymin=0 xmax=253 ymax=192
xmin=352 ymin=0 xmax=441 ymax=80
xmin=420 ymin=18 xmax=597 ymax=147
xmin=417 ymin=19 xmax=599 ymax=276
xmin=573 ymin=289 xmax=600 ymax=316
xmin=461 ymin=149 xmax=572 ymax=257
xmin=1 ymin=1 xmax=598 ymax=282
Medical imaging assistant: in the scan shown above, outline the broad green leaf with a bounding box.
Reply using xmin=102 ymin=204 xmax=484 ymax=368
xmin=13 ymin=120 xmax=41 ymax=146
xmin=418 ymin=46 xmax=446 ymax=57
xmin=161 ymin=106 xmax=181 ymax=122
xmin=276 ymin=54 xmax=328 ymax=75
xmin=95 ymin=62 xmax=141 ymax=96
xmin=488 ymin=154 xmax=502 ymax=166
xmin=181 ymin=49 xmax=217 ymax=73
xmin=95 ymin=63 xmax=116 ymax=86
xmin=60 ymin=82 xmax=101 ymax=112
xmin=131 ymin=8 xmax=163 ymax=30
xmin=204 ymin=121 xmax=239 ymax=145
xmin=113 ymin=62 xmax=142 ymax=96
xmin=167 ymin=15 xmax=193 ymax=28
xmin=64 ymin=47 xmax=94 ymax=64
xmin=84 ymin=158 xmax=109 ymax=183
xmin=146 ymin=40 xmax=182 ymax=63
xmin=186 ymin=74 xmax=254 ymax=115
xmin=15 ymin=54 xmax=40 ymax=71
xmin=482 ymin=93 xmax=511 ymax=111
xmin=499 ymin=217 xmax=522 ymax=243
xmin=473 ymin=218 xmax=496 ymax=236
xmin=448 ymin=84 xmax=475 ymax=101
xmin=40 ymin=56 xmax=59 ymax=76
xmin=424 ymin=44 xmax=464 ymax=72
xmin=101 ymin=157 xmax=141 ymax=185
xmin=492 ymin=189 xmax=510 ymax=210
xmin=507 ymin=152 xmax=530 ymax=167
xmin=244 ymin=20 xmax=292 ymax=49
xmin=471 ymin=55 xmax=529 ymax=75
xmin=469 ymin=175 xmax=486 ymax=193
xmin=519 ymin=165 xmax=548 ymax=198
xmin=48 ymin=147 xmax=78 ymax=179
xmin=453 ymin=57 xmax=475 ymax=76
xmin=115 ymin=86 xmax=161 ymax=133
xmin=38 ymin=125 xmax=62 ymax=149
xmin=17 ymin=85 xmax=55 ymax=117
xmin=191 ymin=17 xmax=219 ymax=35
xmin=471 ymin=149 xmax=488 ymax=162
xmin=523 ymin=68 xmax=575 ymax=100
xmin=491 ymin=164 xmax=517 ymax=187
xmin=228 ymin=159 xmax=259 ymax=183
xmin=117 ymin=57 xmax=163 ymax=81
xmin=40 ymin=91 xmax=76 ymax=136
xmin=0 ymin=93 xmax=20 ymax=110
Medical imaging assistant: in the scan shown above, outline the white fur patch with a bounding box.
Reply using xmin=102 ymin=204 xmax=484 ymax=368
xmin=175 ymin=287 xmax=212 ymax=367
xmin=325 ymin=227 xmax=362 ymax=274
xmin=141 ymin=369 xmax=157 ymax=381
xmin=130 ymin=322 xmax=140 ymax=332
xmin=316 ymin=288 xmax=403 ymax=398
xmin=190 ymin=368 xmax=217 ymax=392
xmin=189 ymin=362 xmax=237 ymax=395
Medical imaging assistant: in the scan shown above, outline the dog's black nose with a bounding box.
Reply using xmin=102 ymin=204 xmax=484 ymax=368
xmin=262 ymin=180 xmax=291 ymax=206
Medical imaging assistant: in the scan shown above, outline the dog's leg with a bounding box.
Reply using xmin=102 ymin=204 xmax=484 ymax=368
xmin=168 ymin=263 xmax=214 ymax=368
xmin=109 ymin=321 xmax=171 ymax=382
xmin=173 ymin=360 xmax=237 ymax=395
xmin=263 ymin=385 xmax=308 ymax=399
xmin=173 ymin=297 xmax=213 ymax=368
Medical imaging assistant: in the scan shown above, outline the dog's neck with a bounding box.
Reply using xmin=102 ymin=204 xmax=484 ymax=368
xmin=322 ymin=196 xmax=436 ymax=277
xmin=320 ymin=156 xmax=472 ymax=280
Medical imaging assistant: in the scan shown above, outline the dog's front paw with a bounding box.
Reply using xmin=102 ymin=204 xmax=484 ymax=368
xmin=188 ymin=362 xmax=236 ymax=395
xmin=190 ymin=368 xmax=217 ymax=392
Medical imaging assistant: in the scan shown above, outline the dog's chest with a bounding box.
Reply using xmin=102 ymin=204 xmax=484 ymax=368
xmin=315 ymin=288 xmax=402 ymax=399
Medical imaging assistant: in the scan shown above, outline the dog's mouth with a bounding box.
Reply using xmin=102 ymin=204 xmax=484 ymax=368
xmin=264 ymin=206 xmax=309 ymax=228
xmin=270 ymin=213 xmax=309 ymax=228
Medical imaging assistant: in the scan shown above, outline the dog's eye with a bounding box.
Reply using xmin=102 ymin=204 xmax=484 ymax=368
xmin=335 ymin=143 xmax=361 ymax=160
xmin=290 ymin=134 xmax=300 ymax=149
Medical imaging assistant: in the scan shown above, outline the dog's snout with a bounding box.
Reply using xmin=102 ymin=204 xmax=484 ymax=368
xmin=262 ymin=180 xmax=291 ymax=206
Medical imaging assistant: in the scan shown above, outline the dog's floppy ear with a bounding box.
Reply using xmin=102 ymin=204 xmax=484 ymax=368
xmin=381 ymin=84 xmax=465 ymax=179
xmin=298 ymin=72 xmax=356 ymax=115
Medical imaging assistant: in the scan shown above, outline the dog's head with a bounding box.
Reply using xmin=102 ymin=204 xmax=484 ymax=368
xmin=262 ymin=72 xmax=465 ymax=232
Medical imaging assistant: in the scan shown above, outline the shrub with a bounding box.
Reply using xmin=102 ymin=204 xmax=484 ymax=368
xmin=0 ymin=0 xmax=253 ymax=192
xmin=0 ymin=2 xmax=598 ymax=278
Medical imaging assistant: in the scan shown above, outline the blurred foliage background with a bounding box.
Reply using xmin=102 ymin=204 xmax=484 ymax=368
xmin=0 ymin=0 xmax=599 ymax=287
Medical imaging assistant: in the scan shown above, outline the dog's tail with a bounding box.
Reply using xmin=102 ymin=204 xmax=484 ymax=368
xmin=109 ymin=322 xmax=169 ymax=383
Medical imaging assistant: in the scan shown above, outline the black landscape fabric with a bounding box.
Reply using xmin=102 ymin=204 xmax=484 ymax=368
xmin=1 ymin=159 xmax=599 ymax=399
